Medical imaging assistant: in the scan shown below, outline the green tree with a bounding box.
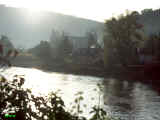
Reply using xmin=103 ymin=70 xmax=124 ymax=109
xmin=29 ymin=40 xmax=52 ymax=61
xmin=49 ymin=30 xmax=73 ymax=60
xmin=104 ymin=11 xmax=145 ymax=67
xmin=141 ymin=8 xmax=153 ymax=15
xmin=57 ymin=33 xmax=73 ymax=59
xmin=0 ymin=35 xmax=18 ymax=67
xmin=49 ymin=29 xmax=62 ymax=49
xmin=0 ymin=35 xmax=14 ymax=55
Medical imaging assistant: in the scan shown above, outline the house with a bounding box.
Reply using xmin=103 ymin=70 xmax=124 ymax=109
xmin=72 ymin=48 xmax=103 ymax=57
xmin=68 ymin=36 xmax=89 ymax=51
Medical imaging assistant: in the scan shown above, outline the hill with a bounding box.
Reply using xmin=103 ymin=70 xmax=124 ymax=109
xmin=0 ymin=5 xmax=104 ymax=49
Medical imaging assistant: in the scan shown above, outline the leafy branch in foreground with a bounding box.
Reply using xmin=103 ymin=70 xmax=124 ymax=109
xmin=89 ymin=83 xmax=113 ymax=120
xmin=0 ymin=75 xmax=118 ymax=120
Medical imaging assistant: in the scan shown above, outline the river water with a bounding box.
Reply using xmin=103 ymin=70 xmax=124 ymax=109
xmin=1 ymin=67 xmax=160 ymax=120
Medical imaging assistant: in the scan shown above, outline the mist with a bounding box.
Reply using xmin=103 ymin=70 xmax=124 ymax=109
xmin=0 ymin=4 xmax=104 ymax=49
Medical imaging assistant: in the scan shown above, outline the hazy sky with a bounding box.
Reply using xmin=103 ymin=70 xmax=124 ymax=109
xmin=0 ymin=0 xmax=160 ymax=22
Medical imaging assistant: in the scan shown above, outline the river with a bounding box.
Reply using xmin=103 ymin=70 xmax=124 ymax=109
xmin=1 ymin=67 xmax=160 ymax=120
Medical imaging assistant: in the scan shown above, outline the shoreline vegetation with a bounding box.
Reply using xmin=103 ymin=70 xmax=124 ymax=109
xmin=11 ymin=53 xmax=160 ymax=94
xmin=11 ymin=53 xmax=129 ymax=76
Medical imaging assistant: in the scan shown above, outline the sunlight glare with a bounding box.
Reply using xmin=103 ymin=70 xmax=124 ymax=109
xmin=1 ymin=0 xmax=160 ymax=22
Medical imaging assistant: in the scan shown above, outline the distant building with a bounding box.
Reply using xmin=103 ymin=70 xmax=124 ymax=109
xmin=72 ymin=48 xmax=103 ymax=57
xmin=68 ymin=36 xmax=89 ymax=51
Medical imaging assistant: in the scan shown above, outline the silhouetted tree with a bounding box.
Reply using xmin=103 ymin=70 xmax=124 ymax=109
xmin=29 ymin=40 xmax=52 ymax=61
xmin=104 ymin=11 xmax=145 ymax=67
xmin=0 ymin=75 xmax=114 ymax=120
xmin=0 ymin=35 xmax=18 ymax=67
xmin=0 ymin=35 xmax=14 ymax=55
xmin=50 ymin=29 xmax=62 ymax=49
xmin=58 ymin=33 xmax=73 ymax=58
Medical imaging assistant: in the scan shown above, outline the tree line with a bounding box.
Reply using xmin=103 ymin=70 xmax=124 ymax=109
xmin=103 ymin=9 xmax=160 ymax=68
xmin=1 ymin=8 xmax=160 ymax=68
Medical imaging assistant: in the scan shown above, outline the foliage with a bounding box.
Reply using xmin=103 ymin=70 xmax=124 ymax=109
xmin=0 ymin=35 xmax=14 ymax=55
xmin=0 ymin=75 xmax=32 ymax=119
xmin=58 ymin=34 xmax=73 ymax=58
xmin=28 ymin=31 xmax=73 ymax=64
xmin=0 ymin=35 xmax=18 ymax=67
xmin=141 ymin=9 xmax=153 ymax=15
xmin=90 ymin=83 xmax=113 ymax=120
xmin=0 ymin=75 xmax=117 ymax=120
xmin=104 ymin=11 xmax=144 ymax=67
xmin=49 ymin=30 xmax=73 ymax=60
xmin=69 ymin=91 xmax=85 ymax=119
xmin=0 ymin=75 xmax=75 ymax=120
xmin=49 ymin=29 xmax=62 ymax=56
xmin=28 ymin=40 xmax=52 ymax=60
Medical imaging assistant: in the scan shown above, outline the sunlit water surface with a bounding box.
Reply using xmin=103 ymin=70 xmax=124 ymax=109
xmin=1 ymin=67 xmax=160 ymax=120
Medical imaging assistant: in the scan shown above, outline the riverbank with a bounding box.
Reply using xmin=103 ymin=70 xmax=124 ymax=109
xmin=11 ymin=54 xmax=128 ymax=78
xmin=11 ymin=53 xmax=105 ymax=76
xmin=11 ymin=53 xmax=160 ymax=94
xmin=9 ymin=53 xmax=153 ymax=79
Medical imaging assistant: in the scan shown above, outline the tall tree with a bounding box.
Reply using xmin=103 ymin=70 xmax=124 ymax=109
xmin=0 ymin=35 xmax=18 ymax=67
xmin=104 ymin=11 xmax=145 ymax=67
xmin=29 ymin=40 xmax=52 ymax=60
xmin=58 ymin=33 xmax=73 ymax=58
xmin=49 ymin=29 xmax=62 ymax=49
xmin=49 ymin=29 xmax=72 ymax=59
xmin=0 ymin=35 xmax=14 ymax=55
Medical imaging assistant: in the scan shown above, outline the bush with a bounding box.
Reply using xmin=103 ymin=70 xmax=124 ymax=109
xmin=28 ymin=41 xmax=52 ymax=62
xmin=0 ymin=75 xmax=118 ymax=120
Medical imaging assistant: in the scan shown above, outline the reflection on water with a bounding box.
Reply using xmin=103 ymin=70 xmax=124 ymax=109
xmin=1 ymin=67 xmax=160 ymax=120
xmin=103 ymin=78 xmax=160 ymax=120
